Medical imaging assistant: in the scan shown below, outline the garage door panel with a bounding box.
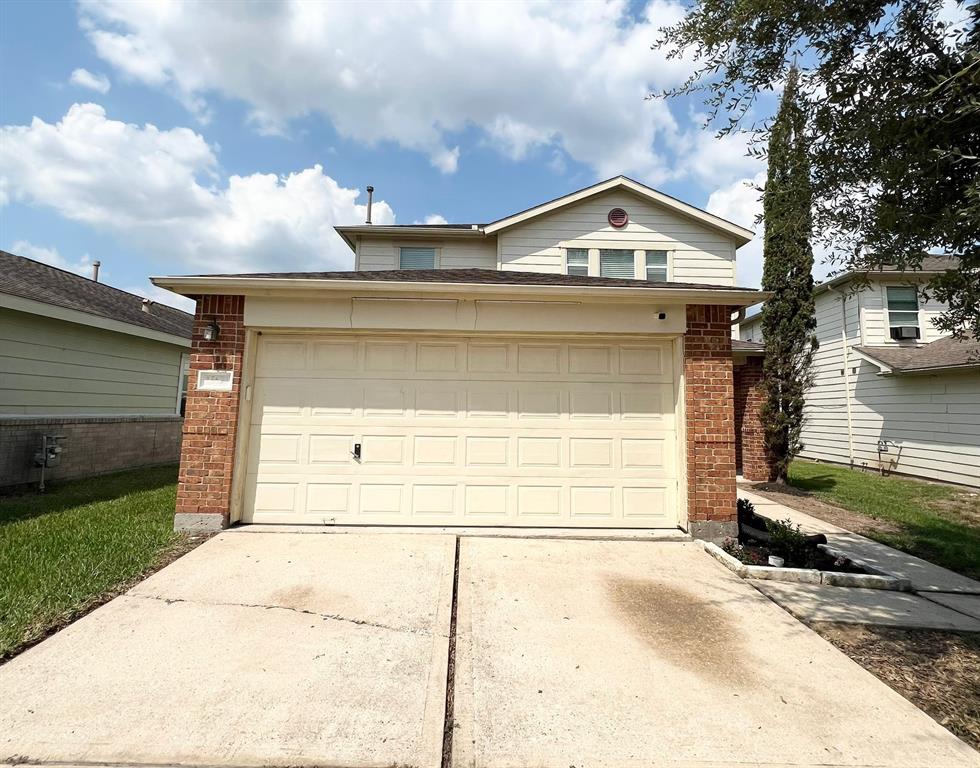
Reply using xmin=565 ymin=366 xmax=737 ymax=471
xmin=413 ymin=436 xmax=458 ymax=466
xmin=517 ymin=437 xmax=561 ymax=467
xmin=358 ymin=484 xmax=404 ymax=515
xmin=243 ymin=335 xmax=679 ymax=527
xmin=307 ymin=482 xmax=351 ymax=513
xmin=412 ymin=484 xmax=458 ymax=516
xmin=309 ymin=434 xmax=355 ymax=464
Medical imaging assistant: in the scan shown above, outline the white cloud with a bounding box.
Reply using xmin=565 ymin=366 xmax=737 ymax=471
xmin=11 ymin=240 xmax=94 ymax=276
xmin=707 ymin=171 xmax=835 ymax=289
xmin=416 ymin=214 xmax=448 ymax=225
xmin=78 ymin=0 xmax=698 ymax=181
xmin=673 ymin=130 xmax=763 ymax=187
xmin=707 ymin=173 xmax=765 ymax=287
xmin=69 ymin=67 xmax=111 ymax=93
xmin=0 ymin=103 xmax=394 ymax=274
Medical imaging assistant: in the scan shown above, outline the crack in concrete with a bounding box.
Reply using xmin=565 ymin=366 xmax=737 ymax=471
xmin=128 ymin=593 xmax=442 ymax=638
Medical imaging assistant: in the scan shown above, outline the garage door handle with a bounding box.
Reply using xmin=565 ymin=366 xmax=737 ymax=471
xmin=351 ymin=443 xmax=361 ymax=461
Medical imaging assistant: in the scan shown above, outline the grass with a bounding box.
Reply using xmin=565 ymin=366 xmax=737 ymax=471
xmin=787 ymin=459 xmax=980 ymax=580
xmin=0 ymin=464 xmax=183 ymax=660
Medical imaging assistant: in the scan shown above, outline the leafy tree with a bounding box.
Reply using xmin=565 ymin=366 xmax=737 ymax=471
xmin=760 ymin=68 xmax=817 ymax=482
xmin=657 ymin=0 xmax=980 ymax=338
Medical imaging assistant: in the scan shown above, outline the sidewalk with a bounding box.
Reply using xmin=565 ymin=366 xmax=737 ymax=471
xmin=737 ymin=489 xmax=980 ymax=631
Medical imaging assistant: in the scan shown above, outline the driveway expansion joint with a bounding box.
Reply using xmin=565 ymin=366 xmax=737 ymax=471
xmin=126 ymin=593 xmax=441 ymax=638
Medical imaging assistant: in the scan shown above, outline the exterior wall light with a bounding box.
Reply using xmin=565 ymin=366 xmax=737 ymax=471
xmin=202 ymin=319 xmax=220 ymax=341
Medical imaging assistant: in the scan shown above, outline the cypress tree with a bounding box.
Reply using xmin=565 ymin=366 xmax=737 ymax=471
xmin=760 ymin=68 xmax=817 ymax=483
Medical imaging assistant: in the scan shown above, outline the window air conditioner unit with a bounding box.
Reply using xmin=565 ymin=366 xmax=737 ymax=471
xmin=890 ymin=325 xmax=920 ymax=340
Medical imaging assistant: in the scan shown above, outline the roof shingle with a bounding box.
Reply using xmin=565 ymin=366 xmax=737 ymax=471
xmin=1 ymin=250 xmax=193 ymax=339
xmin=181 ymin=267 xmax=758 ymax=292
xmin=855 ymin=335 xmax=980 ymax=373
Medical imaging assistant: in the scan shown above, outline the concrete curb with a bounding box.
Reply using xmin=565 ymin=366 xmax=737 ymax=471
xmin=700 ymin=541 xmax=912 ymax=591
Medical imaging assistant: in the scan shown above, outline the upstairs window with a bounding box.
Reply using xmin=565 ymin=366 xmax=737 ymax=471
xmin=399 ymin=247 xmax=436 ymax=269
xmin=645 ymin=251 xmax=668 ymax=282
xmin=599 ymin=249 xmax=635 ymax=279
xmin=566 ymin=248 xmax=589 ymax=277
xmin=886 ymin=286 xmax=920 ymax=338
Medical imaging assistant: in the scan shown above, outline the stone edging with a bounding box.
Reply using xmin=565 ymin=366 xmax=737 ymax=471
xmin=701 ymin=541 xmax=912 ymax=591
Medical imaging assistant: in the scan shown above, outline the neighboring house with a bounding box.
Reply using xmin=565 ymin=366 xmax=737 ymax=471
xmin=153 ymin=175 xmax=768 ymax=540
xmin=0 ymin=250 xmax=193 ymax=487
xmin=739 ymin=257 xmax=979 ymax=488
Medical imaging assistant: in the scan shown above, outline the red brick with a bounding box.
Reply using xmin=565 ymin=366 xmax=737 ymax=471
xmin=174 ymin=294 xmax=246 ymax=528
xmin=684 ymin=305 xmax=737 ymax=523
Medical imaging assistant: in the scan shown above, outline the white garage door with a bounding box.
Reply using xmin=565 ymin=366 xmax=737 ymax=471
xmin=242 ymin=335 xmax=680 ymax=527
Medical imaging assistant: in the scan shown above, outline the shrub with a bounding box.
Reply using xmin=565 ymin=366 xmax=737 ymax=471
xmin=736 ymin=497 xmax=755 ymax=526
xmin=765 ymin=517 xmax=811 ymax=567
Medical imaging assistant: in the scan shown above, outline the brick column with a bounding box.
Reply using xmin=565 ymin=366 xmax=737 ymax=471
xmin=684 ymin=305 xmax=737 ymax=542
xmin=173 ymin=295 xmax=246 ymax=532
xmin=733 ymin=356 xmax=772 ymax=482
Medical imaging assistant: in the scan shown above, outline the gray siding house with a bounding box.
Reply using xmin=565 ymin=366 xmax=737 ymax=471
xmin=0 ymin=250 xmax=193 ymax=487
xmin=740 ymin=257 xmax=980 ymax=488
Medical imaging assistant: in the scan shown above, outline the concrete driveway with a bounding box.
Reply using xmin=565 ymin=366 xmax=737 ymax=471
xmin=0 ymin=532 xmax=454 ymax=768
xmin=1 ymin=532 xmax=977 ymax=768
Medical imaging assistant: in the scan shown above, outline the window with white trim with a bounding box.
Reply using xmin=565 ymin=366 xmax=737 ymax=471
xmin=886 ymin=286 xmax=920 ymax=331
xmin=566 ymin=248 xmax=589 ymax=276
xmin=645 ymin=250 xmax=668 ymax=281
xmin=399 ymin=247 xmax=436 ymax=269
xmin=599 ymin=249 xmax=635 ymax=278
xmin=176 ymin=353 xmax=190 ymax=416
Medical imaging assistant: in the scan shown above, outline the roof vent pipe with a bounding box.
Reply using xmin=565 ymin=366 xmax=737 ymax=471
xmin=365 ymin=185 xmax=374 ymax=225
xmin=141 ymin=298 xmax=152 ymax=313
xmin=91 ymin=261 xmax=101 ymax=282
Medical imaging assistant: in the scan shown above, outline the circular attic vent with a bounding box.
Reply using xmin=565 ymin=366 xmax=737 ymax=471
xmin=608 ymin=208 xmax=629 ymax=228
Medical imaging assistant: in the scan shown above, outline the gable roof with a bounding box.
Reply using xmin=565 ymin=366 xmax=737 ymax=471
xmin=482 ymin=176 xmax=755 ymax=245
xmin=0 ymin=250 xmax=193 ymax=342
xmin=854 ymin=335 xmax=980 ymax=375
xmin=334 ymin=176 xmax=755 ymax=250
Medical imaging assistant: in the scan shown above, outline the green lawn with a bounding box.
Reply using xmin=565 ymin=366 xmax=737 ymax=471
xmin=0 ymin=465 xmax=182 ymax=659
xmin=788 ymin=460 xmax=980 ymax=580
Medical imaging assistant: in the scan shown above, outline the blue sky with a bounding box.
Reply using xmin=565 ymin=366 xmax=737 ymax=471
xmin=1 ymin=0 xmax=778 ymax=312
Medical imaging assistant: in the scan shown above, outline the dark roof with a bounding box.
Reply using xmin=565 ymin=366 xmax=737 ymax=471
xmin=184 ymin=267 xmax=758 ymax=292
xmin=732 ymin=339 xmax=764 ymax=353
xmin=870 ymin=255 xmax=960 ymax=273
xmin=1 ymin=250 xmax=192 ymax=339
xmin=855 ymin=335 xmax=980 ymax=374
xmin=337 ymin=223 xmax=481 ymax=231
xmin=379 ymin=223 xmax=480 ymax=229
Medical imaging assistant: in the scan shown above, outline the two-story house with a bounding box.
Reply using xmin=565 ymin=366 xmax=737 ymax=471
xmin=153 ymin=176 xmax=769 ymax=539
xmin=739 ymin=256 xmax=979 ymax=488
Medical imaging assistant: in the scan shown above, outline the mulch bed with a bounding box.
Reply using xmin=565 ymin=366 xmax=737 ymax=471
xmin=813 ymin=622 xmax=980 ymax=751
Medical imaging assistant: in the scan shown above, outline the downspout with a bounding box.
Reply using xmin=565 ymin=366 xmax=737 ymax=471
xmin=826 ymin=285 xmax=855 ymax=468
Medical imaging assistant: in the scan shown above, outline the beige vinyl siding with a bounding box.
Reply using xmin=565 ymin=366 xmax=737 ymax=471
xmin=859 ymin=280 xmax=948 ymax=345
xmin=356 ymin=235 xmax=497 ymax=271
xmin=0 ymin=307 xmax=184 ymax=415
xmin=798 ymin=290 xmax=979 ymax=488
xmin=496 ymin=190 xmax=737 ymax=285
